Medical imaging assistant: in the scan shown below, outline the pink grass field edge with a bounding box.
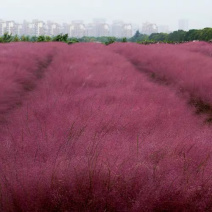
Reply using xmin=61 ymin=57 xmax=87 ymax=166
xmin=0 ymin=42 xmax=212 ymax=211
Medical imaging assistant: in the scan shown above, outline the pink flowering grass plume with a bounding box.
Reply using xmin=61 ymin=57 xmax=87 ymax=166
xmin=0 ymin=42 xmax=212 ymax=211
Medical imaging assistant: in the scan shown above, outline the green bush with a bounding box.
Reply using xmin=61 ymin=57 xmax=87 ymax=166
xmin=105 ymin=37 xmax=116 ymax=45
xmin=30 ymin=36 xmax=38 ymax=42
xmin=53 ymin=34 xmax=68 ymax=42
xmin=1 ymin=33 xmax=13 ymax=43
xmin=122 ymin=37 xmax=127 ymax=42
xmin=37 ymin=35 xmax=46 ymax=42
xmin=45 ymin=36 xmax=52 ymax=42
xmin=21 ymin=35 xmax=30 ymax=42
xmin=68 ymin=38 xmax=79 ymax=45
xmin=12 ymin=35 xmax=20 ymax=42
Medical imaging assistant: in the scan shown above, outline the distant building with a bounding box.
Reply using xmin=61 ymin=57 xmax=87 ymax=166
xmin=96 ymin=23 xmax=110 ymax=37
xmin=142 ymin=22 xmax=158 ymax=35
xmin=0 ymin=19 xmax=134 ymax=38
xmin=112 ymin=21 xmax=124 ymax=37
xmin=158 ymin=25 xmax=170 ymax=33
xmin=111 ymin=21 xmax=132 ymax=38
xmin=16 ymin=24 xmax=24 ymax=36
xmin=85 ymin=23 xmax=95 ymax=37
xmin=0 ymin=20 xmax=24 ymax=36
xmin=0 ymin=20 xmax=7 ymax=36
xmin=178 ymin=19 xmax=189 ymax=31
xmin=46 ymin=21 xmax=61 ymax=36
xmin=6 ymin=21 xmax=16 ymax=35
xmin=33 ymin=20 xmax=46 ymax=36
xmin=69 ymin=21 xmax=86 ymax=38
xmin=92 ymin=19 xmax=110 ymax=37
xmin=62 ymin=23 xmax=70 ymax=35
xmin=122 ymin=24 xmax=133 ymax=38
xmin=23 ymin=20 xmax=35 ymax=36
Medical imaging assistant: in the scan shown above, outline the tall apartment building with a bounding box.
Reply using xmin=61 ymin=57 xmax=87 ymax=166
xmin=97 ymin=23 xmax=110 ymax=37
xmin=6 ymin=21 xmax=16 ymax=35
xmin=178 ymin=19 xmax=189 ymax=31
xmin=0 ymin=20 xmax=7 ymax=36
xmin=94 ymin=23 xmax=109 ymax=37
xmin=112 ymin=21 xmax=124 ymax=37
xmin=111 ymin=21 xmax=132 ymax=38
xmin=16 ymin=24 xmax=24 ymax=36
xmin=91 ymin=19 xmax=109 ymax=37
xmin=33 ymin=20 xmax=46 ymax=36
xmin=23 ymin=20 xmax=35 ymax=36
xmin=46 ymin=21 xmax=61 ymax=36
xmin=142 ymin=22 xmax=158 ymax=35
xmin=0 ymin=20 xmax=23 ymax=36
xmin=85 ymin=23 xmax=95 ymax=37
xmin=122 ymin=24 xmax=132 ymax=38
xmin=62 ymin=23 xmax=70 ymax=34
xmin=69 ymin=21 xmax=86 ymax=38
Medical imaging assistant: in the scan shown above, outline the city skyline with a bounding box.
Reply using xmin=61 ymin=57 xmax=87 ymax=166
xmin=3 ymin=17 xmax=210 ymax=38
xmin=1 ymin=0 xmax=212 ymax=31
xmin=0 ymin=19 xmax=134 ymax=38
xmin=1 ymin=18 xmax=193 ymax=38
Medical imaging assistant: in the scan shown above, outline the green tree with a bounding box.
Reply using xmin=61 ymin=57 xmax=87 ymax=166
xmin=53 ymin=34 xmax=68 ymax=42
xmin=149 ymin=33 xmax=169 ymax=42
xmin=45 ymin=36 xmax=52 ymax=42
xmin=68 ymin=38 xmax=79 ymax=44
xmin=30 ymin=36 xmax=38 ymax=42
xmin=168 ymin=30 xmax=186 ymax=42
xmin=13 ymin=35 xmax=20 ymax=42
xmin=134 ymin=30 xmax=141 ymax=38
xmin=122 ymin=37 xmax=127 ymax=42
xmin=184 ymin=29 xmax=201 ymax=41
xmin=2 ymin=32 xmax=13 ymax=43
xmin=130 ymin=31 xmax=149 ymax=42
xmin=21 ymin=35 xmax=30 ymax=42
xmin=105 ymin=37 xmax=116 ymax=45
xmin=199 ymin=28 xmax=212 ymax=41
xmin=37 ymin=35 xmax=46 ymax=42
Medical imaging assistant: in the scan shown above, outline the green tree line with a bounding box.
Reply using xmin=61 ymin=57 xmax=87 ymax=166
xmin=0 ymin=27 xmax=212 ymax=44
xmin=0 ymin=33 xmax=126 ymax=45
xmin=0 ymin=33 xmax=79 ymax=43
xmin=130 ymin=27 xmax=212 ymax=43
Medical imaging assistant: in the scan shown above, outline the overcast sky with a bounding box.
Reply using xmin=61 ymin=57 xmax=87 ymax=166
xmin=1 ymin=0 xmax=212 ymax=30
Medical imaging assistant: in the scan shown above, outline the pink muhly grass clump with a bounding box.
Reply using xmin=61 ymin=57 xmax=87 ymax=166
xmin=0 ymin=43 xmax=212 ymax=211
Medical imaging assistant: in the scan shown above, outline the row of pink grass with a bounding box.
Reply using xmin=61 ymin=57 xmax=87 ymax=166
xmin=0 ymin=43 xmax=56 ymax=123
xmin=109 ymin=42 xmax=212 ymax=105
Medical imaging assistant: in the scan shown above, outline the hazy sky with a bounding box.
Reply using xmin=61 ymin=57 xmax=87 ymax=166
xmin=1 ymin=0 xmax=212 ymax=30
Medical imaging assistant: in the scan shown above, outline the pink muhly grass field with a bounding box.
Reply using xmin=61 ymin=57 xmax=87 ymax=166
xmin=0 ymin=42 xmax=212 ymax=211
